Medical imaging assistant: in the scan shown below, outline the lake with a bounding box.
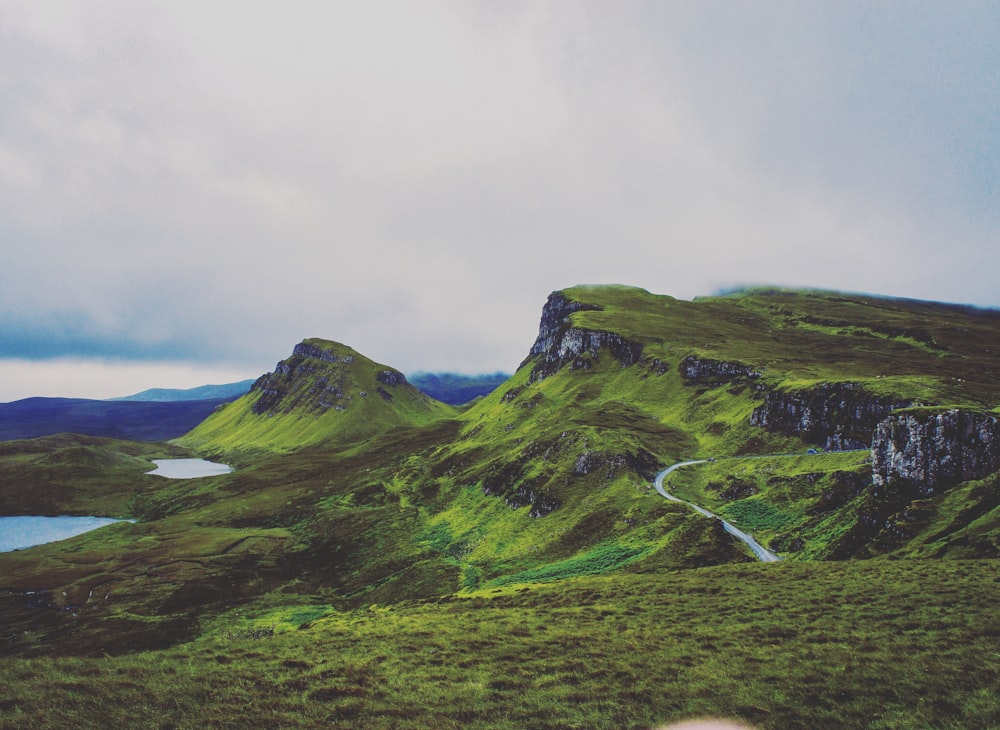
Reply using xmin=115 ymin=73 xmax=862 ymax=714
xmin=0 ymin=515 xmax=132 ymax=553
xmin=0 ymin=459 xmax=233 ymax=553
xmin=146 ymin=458 xmax=234 ymax=479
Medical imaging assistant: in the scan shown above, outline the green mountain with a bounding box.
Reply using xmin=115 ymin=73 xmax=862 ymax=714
xmin=177 ymin=338 xmax=456 ymax=455
xmin=2 ymin=285 xmax=999 ymax=729
xmin=416 ymin=284 xmax=1000 ymax=568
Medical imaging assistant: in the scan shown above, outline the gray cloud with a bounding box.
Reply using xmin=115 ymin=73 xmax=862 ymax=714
xmin=1 ymin=1 xmax=998 ymax=399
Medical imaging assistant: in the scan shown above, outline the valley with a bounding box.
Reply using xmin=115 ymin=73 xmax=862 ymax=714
xmin=653 ymin=459 xmax=781 ymax=562
xmin=1 ymin=285 xmax=999 ymax=728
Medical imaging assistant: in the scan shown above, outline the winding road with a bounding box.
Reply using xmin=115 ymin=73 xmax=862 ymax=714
xmin=653 ymin=460 xmax=782 ymax=563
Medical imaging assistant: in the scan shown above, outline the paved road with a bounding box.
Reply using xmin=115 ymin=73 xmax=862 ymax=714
xmin=653 ymin=460 xmax=782 ymax=563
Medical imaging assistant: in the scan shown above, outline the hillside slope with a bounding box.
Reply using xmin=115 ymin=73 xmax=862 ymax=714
xmin=178 ymin=339 xmax=456 ymax=455
xmin=413 ymin=285 xmax=1000 ymax=568
xmin=2 ymin=284 xmax=1000 ymax=729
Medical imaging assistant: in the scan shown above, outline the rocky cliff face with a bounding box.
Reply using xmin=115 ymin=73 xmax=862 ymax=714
xmin=823 ymin=407 xmax=1000 ymax=558
xmin=523 ymin=292 xmax=643 ymax=383
xmin=750 ymin=383 xmax=909 ymax=450
xmin=250 ymin=340 xmax=408 ymax=415
xmin=871 ymin=409 xmax=1000 ymax=495
xmin=679 ymin=356 xmax=761 ymax=385
xmin=288 ymin=341 xmax=356 ymax=365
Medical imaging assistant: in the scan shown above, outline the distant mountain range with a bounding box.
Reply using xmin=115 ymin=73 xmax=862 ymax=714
xmin=406 ymin=372 xmax=509 ymax=405
xmin=0 ymin=380 xmax=256 ymax=442
xmin=109 ymin=380 xmax=257 ymax=402
xmin=0 ymin=372 xmax=509 ymax=442
xmin=0 ymin=397 xmax=237 ymax=442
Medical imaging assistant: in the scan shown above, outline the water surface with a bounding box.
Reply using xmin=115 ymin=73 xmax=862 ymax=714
xmin=146 ymin=458 xmax=234 ymax=479
xmin=0 ymin=515 xmax=131 ymax=553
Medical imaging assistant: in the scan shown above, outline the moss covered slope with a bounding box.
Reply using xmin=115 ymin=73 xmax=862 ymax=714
xmin=178 ymin=339 xmax=456 ymax=455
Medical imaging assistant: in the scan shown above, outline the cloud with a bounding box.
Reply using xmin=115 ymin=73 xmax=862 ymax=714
xmin=0 ymin=358 xmax=262 ymax=403
xmin=1 ymin=1 xmax=998 ymax=399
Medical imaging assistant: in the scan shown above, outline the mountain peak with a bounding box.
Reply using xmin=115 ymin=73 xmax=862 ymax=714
xmin=250 ymin=338 xmax=411 ymax=416
xmin=179 ymin=338 xmax=453 ymax=454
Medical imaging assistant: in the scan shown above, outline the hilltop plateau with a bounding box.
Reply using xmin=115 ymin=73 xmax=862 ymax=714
xmin=1 ymin=285 xmax=999 ymax=729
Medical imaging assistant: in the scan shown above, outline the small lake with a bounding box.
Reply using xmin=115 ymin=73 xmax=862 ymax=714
xmin=146 ymin=458 xmax=234 ymax=479
xmin=0 ymin=515 xmax=132 ymax=553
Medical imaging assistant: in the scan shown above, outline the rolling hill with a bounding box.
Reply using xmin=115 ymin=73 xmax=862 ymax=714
xmin=1 ymin=284 xmax=999 ymax=729
xmin=177 ymin=338 xmax=456 ymax=455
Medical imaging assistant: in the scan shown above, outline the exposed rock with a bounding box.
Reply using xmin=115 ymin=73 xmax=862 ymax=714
xmin=824 ymin=409 xmax=1000 ymax=558
xmin=500 ymin=385 xmax=526 ymax=403
xmin=718 ymin=477 xmax=758 ymax=501
xmin=480 ymin=462 xmax=560 ymax=518
xmin=572 ymin=450 xmax=605 ymax=476
xmin=376 ymin=369 xmax=407 ymax=386
xmin=679 ymin=356 xmax=761 ymax=385
xmin=523 ymin=291 xmax=643 ymax=383
xmin=571 ymin=448 xmax=658 ymax=480
xmin=871 ymin=409 xmax=1000 ymax=495
xmin=249 ymin=340 xmax=378 ymax=416
xmin=291 ymin=342 xmax=354 ymax=364
xmin=750 ymin=382 xmax=909 ymax=451
xmin=528 ymin=494 xmax=560 ymax=518
xmin=525 ymin=291 xmax=602 ymax=359
xmin=807 ymin=470 xmax=871 ymax=514
xmin=504 ymin=485 xmax=561 ymax=518
xmin=648 ymin=358 xmax=670 ymax=375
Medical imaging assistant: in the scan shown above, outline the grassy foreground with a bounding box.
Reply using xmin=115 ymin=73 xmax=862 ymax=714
xmin=1 ymin=559 xmax=997 ymax=730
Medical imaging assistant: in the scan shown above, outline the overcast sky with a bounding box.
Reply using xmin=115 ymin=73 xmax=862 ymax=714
xmin=1 ymin=1 xmax=998 ymax=401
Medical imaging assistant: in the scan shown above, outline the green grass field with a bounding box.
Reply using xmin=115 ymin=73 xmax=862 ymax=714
xmin=1 ymin=560 xmax=997 ymax=729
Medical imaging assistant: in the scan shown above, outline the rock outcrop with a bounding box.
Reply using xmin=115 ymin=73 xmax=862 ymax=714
xmin=249 ymin=340 xmax=409 ymax=416
xmin=251 ymin=343 xmax=345 ymax=415
xmin=480 ymin=461 xmax=561 ymax=518
xmin=288 ymin=341 xmax=356 ymax=365
xmin=376 ymin=369 xmax=407 ymax=387
xmin=750 ymin=382 xmax=909 ymax=451
xmin=679 ymin=356 xmax=761 ymax=385
xmin=871 ymin=408 xmax=1000 ymax=495
xmin=523 ymin=292 xmax=643 ymax=383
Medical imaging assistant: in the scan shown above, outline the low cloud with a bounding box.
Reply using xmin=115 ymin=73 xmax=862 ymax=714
xmin=0 ymin=358 xmax=262 ymax=403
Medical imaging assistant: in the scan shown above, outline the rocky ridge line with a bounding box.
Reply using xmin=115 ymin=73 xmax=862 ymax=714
xmin=523 ymin=292 xmax=643 ymax=383
xmin=750 ymin=383 xmax=910 ymax=451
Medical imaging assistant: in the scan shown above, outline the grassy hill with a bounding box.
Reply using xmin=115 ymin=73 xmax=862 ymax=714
xmin=177 ymin=339 xmax=456 ymax=456
xmin=2 ymin=285 xmax=999 ymax=728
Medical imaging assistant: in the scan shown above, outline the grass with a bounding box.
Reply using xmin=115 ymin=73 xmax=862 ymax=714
xmin=0 ymin=559 xmax=997 ymax=729
xmin=3 ymin=285 xmax=1000 ymax=727
xmin=0 ymin=435 xmax=191 ymax=517
xmin=485 ymin=542 xmax=649 ymax=586
xmin=663 ymin=452 xmax=878 ymax=558
xmin=564 ymin=284 xmax=1000 ymax=407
